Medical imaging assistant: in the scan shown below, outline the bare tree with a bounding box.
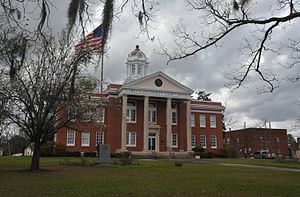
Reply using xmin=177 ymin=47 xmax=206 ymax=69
xmin=0 ymin=28 xmax=102 ymax=170
xmin=161 ymin=0 xmax=300 ymax=92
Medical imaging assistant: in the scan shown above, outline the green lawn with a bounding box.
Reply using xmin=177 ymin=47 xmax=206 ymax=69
xmin=0 ymin=157 xmax=300 ymax=197
xmin=211 ymin=158 xmax=300 ymax=169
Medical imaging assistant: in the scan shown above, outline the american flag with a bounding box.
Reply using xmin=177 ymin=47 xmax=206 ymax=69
xmin=75 ymin=25 xmax=103 ymax=55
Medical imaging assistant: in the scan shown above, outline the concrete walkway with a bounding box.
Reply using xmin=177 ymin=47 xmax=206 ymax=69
xmin=170 ymin=159 xmax=300 ymax=172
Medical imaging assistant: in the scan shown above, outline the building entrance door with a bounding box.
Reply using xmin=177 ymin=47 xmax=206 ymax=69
xmin=148 ymin=133 xmax=156 ymax=151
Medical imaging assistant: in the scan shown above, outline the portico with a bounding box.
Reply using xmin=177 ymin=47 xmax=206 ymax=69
xmin=118 ymin=71 xmax=193 ymax=153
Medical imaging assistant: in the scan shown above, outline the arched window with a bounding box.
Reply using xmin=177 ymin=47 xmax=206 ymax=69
xmin=132 ymin=65 xmax=136 ymax=75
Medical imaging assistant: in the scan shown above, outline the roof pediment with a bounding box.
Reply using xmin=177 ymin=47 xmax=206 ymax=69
xmin=119 ymin=72 xmax=193 ymax=99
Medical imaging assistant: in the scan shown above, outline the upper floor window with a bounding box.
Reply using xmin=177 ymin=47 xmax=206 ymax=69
xmin=127 ymin=101 xmax=136 ymax=123
xmin=172 ymin=133 xmax=178 ymax=148
xmin=68 ymin=105 xmax=76 ymax=121
xmin=211 ymin=135 xmax=217 ymax=148
xmin=132 ymin=65 xmax=136 ymax=75
xmin=82 ymin=110 xmax=91 ymax=122
xmin=149 ymin=103 xmax=157 ymax=123
xmin=191 ymin=135 xmax=196 ymax=148
xmin=81 ymin=131 xmax=90 ymax=147
xmin=96 ymin=108 xmax=105 ymax=123
xmin=191 ymin=113 xmax=195 ymax=127
xmin=227 ymin=137 xmax=230 ymax=144
xmin=236 ymin=137 xmax=240 ymax=144
xmin=126 ymin=132 xmax=136 ymax=147
xmin=200 ymin=114 xmax=206 ymax=128
xmin=66 ymin=130 xmax=75 ymax=146
xmin=96 ymin=131 xmax=104 ymax=146
xmin=276 ymin=137 xmax=280 ymax=143
xmin=210 ymin=114 xmax=216 ymax=128
xmin=171 ymin=103 xmax=177 ymax=125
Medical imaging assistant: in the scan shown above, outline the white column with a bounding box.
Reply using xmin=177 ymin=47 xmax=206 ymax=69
xmin=121 ymin=95 xmax=128 ymax=151
xmin=143 ymin=96 xmax=149 ymax=151
xmin=166 ymin=98 xmax=172 ymax=151
xmin=186 ymin=100 xmax=192 ymax=152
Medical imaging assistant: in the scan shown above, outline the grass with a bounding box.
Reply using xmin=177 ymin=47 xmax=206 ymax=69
xmin=0 ymin=157 xmax=300 ymax=197
xmin=211 ymin=158 xmax=300 ymax=169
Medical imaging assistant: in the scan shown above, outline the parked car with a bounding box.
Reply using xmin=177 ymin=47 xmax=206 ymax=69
xmin=253 ymin=150 xmax=276 ymax=159
xmin=12 ymin=153 xmax=23 ymax=157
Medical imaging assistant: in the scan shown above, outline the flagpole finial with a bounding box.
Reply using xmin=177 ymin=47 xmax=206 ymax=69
xmin=136 ymin=45 xmax=139 ymax=50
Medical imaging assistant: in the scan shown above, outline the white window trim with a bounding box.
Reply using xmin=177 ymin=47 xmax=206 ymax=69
xmin=172 ymin=133 xmax=178 ymax=148
xmin=200 ymin=114 xmax=206 ymax=128
xmin=68 ymin=106 xmax=76 ymax=122
xmin=127 ymin=101 xmax=137 ymax=123
xmin=200 ymin=135 xmax=206 ymax=148
xmin=82 ymin=110 xmax=91 ymax=122
xmin=96 ymin=131 xmax=104 ymax=146
xmin=149 ymin=102 xmax=157 ymax=123
xmin=191 ymin=113 xmax=195 ymax=127
xmin=96 ymin=108 xmax=105 ymax=123
xmin=66 ymin=130 xmax=75 ymax=146
xmin=126 ymin=132 xmax=136 ymax=147
xmin=211 ymin=135 xmax=217 ymax=149
xmin=210 ymin=114 xmax=217 ymax=128
xmin=81 ymin=131 xmax=90 ymax=147
xmin=191 ymin=135 xmax=196 ymax=148
xmin=171 ymin=103 xmax=177 ymax=125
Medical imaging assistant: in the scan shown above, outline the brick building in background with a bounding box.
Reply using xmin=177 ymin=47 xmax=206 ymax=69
xmin=224 ymin=128 xmax=289 ymax=158
xmin=55 ymin=46 xmax=224 ymax=156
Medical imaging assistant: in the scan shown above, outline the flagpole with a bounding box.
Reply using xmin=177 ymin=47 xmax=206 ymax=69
xmin=100 ymin=53 xmax=104 ymax=93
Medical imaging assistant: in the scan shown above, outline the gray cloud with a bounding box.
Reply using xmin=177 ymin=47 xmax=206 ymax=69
xmin=21 ymin=0 xmax=300 ymax=137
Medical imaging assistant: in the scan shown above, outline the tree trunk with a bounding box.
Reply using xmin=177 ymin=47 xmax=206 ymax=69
xmin=30 ymin=143 xmax=41 ymax=171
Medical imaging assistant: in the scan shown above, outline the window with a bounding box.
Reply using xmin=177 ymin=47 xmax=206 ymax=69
xmin=132 ymin=65 xmax=136 ymax=75
xmin=96 ymin=132 xmax=104 ymax=146
xmin=191 ymin=113 xmax=195 ymax=127
xmin=149 ymin=103 xmax=157 ymax=123
xmin=126 ymin=132 xmax=136 ymax=147
xmin=82 ymin=110 xmax=91 ymax=122
xmin=200 ymin=114 xmax=206 ymax=128
xmin=54 ymin=133 xmax=57 ymax=142
xmin=211 ymin=135 xmax=217 ymax=148
xmin=276 ymin=137 xmax=280 ymax=143
xmin=210 ymin=114 xmax=216 ymax=128
xmin=200 ymin=135 xmax=206 ymax=148
xmin=191 ymin=135 xmax=196 ymax=148
xmin=68 ymin=106 xmax=76 ymax=121
xmin=81 ymin=132 xmax=90 ymax=147
xmin=171 ymin=103 xmax=177 ymax=125
xmin=172 ymin=133 xmax=178 ymax=148
xmin=137 ymin=65 xmax=142 ymax=75
xmin=96 ymin=108 xmax=105 ymax=123
xmin=67 ymin=130 xmax=75 ymax=146
xmin=227 ymin=137 xmax=230 ymax=144
xmin=127 ymin=101 xmax=136 ymax=122
xmin=259 ymin=136 xmax=264 ymax=142
xmin=236 ymin=138 xmax=240 ymax=144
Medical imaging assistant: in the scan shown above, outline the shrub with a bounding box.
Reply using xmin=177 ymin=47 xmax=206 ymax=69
xmin=90 ymin=152 xmax=97 ymax=157
xmin=217 ymin=146 xmax=240 ymax=158
xmin=54 ymin=143 xmax=66 ymax=156
xmin=40 ymin=141 xmax=55 ymax=157
xmin=73 ymin=151 xmax=81 ymax=157
xmin=192 ymin=147 xmax=205 ymax=153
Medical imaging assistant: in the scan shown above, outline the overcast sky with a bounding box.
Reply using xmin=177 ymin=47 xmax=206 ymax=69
xmin=43 ymin=0 xmax=300 ymax=137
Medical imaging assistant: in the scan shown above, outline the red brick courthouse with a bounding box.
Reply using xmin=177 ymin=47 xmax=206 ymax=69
xmin=55 ymin=46 xmax=224 ymax=155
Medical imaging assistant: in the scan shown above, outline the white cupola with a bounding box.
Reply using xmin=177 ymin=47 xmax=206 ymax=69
xmin=124 ymin=45 xmax=149 ymax=84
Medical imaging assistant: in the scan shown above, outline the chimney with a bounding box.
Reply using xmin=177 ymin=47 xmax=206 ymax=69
xmin=244 ymin=122 xmax=246 ymax=129
xmin=269 ymin=122 xmax=271 ymax=129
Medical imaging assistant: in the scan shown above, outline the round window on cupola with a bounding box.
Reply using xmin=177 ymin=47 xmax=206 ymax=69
xmin=137 ymin=52 xmax=143 ymax=58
